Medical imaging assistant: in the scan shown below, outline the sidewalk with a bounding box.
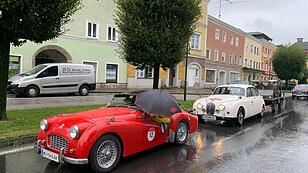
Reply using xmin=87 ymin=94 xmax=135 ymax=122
xmin=93 ymin=87 xmax=213 ymax=95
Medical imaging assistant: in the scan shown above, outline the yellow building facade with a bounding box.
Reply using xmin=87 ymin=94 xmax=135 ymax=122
xmin=242 ymin=34 xmax=262 ymax=81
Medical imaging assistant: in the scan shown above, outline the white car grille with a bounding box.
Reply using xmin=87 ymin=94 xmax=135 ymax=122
xmin=49 ymin=134 xmax=68 ymax=152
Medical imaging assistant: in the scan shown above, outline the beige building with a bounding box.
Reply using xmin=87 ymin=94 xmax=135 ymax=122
xmin=242 ymin=34 xmax=262 ymax=81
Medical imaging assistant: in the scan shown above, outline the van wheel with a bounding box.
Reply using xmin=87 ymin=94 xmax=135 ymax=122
xmin=25 ymin=86 xmax=39 ymax=97
xmin=79 ymin=85 xmax=89 ymax=96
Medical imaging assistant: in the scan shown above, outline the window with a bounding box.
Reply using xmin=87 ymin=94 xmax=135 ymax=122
xmin=38 ymin=66 xmax=58 ymax=78
xmin=250 ymin=87 xmax=259 ymax=96
xmin=230 ymin=72 xmax=240 ymax=82
xmin=234 ymin=55 xmax=238 ymax=65
xmin=213 ymin=87 xmax=245 ymax=96
xmin=239 ymin=56 xmax=242 ymax=65
xmin=246 ymin=88 xmax=253 ymax=97
xmin=206 ymin=49 xmax=211 ymax=60
xmin=214 ymin=50 xmax=219 ymax=61
xmin=235 ymin=37 xmax=239 ymax=47
xmin=221 ymin=52 xmax=226 ymax=62
xmin=253 ymin=61 xmax=256 ymax=69
xmin=245 ymin=59 xmax=248 ymax=67
xmin=215 ymin=29 xmax=220 ymax=40
xmin=191 ymin=32 xmax=201 ymax=49
xmin=106 ymin=64 xmax=118 ymax=83
xmin=206 ymin=69 xmax=216 ymax=83
xmin=257 ymin=48 xmax=259 ymax=55
xmin=137 ymin=66 xmax=154 ymax=78
xmin=222 ymin=32 xmax=227 ymax=42
xmin=229 ymin=54 xmax=233 ymax=64
xmin=250 ymin=60 xmax=252 ymax=68
xmin=230 ymin=35 xmax=234 ymax=45
xmin=107 ymin=25 xmax=117 ymax=42
xmin=87 ymin=21 xmax=98 ymax=39
xmin=250 ymin=45 xmax=253 ymax=53
xmin=254 ymin=47 xmax=257 ymax=54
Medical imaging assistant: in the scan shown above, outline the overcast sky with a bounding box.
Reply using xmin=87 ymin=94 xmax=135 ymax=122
xmin=208 ymin=0 xmax=308 ymax=45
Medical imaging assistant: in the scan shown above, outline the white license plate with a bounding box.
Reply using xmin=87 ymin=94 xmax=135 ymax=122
xmin=202 ymin=115 xmax=216 ymax=121
xmin=40 ymin=148 xmax=59 ymax=162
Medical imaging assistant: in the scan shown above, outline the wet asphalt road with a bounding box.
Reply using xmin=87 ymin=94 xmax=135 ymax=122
xmin=1 ymin=98 xmax=308 ymax=173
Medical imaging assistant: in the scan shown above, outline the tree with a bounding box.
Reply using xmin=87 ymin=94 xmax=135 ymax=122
xmin=115 ymin=0 xmax=201 ymax=89
xmin=272 ymin=45 xmax=306 ymax=83
xmin=0 ymin=0 xmax=81 ymax=120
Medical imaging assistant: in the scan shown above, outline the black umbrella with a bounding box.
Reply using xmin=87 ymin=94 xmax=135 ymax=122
xmin=135 ymin=90 xmax=182 ymax=117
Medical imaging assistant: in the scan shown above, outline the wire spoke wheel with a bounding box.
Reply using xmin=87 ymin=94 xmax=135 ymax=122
xmin=96 ymin=140 xmax=118 ymax=169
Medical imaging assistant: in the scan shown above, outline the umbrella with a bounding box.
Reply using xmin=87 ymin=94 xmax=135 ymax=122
xmin=135 ymin=90 xmax=182 ymax=117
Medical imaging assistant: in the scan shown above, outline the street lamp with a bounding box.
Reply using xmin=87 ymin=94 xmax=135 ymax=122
xmin=184 ymin=43 xmax=189 ymax=101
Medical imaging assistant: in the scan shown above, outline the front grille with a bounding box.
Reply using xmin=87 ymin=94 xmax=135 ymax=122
xmin=49 ymin=134 xmax=68 ymax=152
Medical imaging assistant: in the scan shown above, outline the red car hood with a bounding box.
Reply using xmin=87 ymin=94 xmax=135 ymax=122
xmin=48 ymin=107 xmax=141 ymax=132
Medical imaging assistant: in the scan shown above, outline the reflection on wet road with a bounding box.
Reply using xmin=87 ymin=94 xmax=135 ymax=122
xmin=1 ymin=98 xmax=308 ymax=173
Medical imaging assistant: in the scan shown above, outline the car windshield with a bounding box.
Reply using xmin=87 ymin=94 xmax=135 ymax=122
xmin=21 ymin=64 xmax=47 ymax=76
xmin=107 ymin=94 xmax=139 ymax=108
xmin=213 ymin=87 xmax=245 ymax=96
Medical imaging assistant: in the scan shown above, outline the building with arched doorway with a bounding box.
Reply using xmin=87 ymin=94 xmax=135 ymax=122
xmin=9 ymin=0 xmax=127 ymax=89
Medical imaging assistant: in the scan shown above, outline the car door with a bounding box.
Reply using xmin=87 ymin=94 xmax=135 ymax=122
xmin=37 ymin=66 xmax=62 ymax=94
xmin=251 ymin=87 xmax=263 ymax=115
xmin=245 ymin=88 xmax=255 ymax=118
xmin=140 ymin=114 xmax=169 ymax=150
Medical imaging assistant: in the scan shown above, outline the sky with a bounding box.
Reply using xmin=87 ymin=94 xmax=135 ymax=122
xmin=208 ymin=0 xmax=308 ymax=45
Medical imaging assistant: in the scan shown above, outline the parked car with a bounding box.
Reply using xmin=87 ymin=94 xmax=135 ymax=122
xmin=292 ymin=84 xmax=308 ymax=100
xmin=250 ymin=80 xmax=284 ymax=111
xmin=281 ymin=83 xmax=296 ymax=91
xmin=7 ymin=63 xmax=96 ymax=97
xmin=192 ymin=84 xmax=265 ymax=126
xmin=35 ymin=91 xmax=198 ymax=172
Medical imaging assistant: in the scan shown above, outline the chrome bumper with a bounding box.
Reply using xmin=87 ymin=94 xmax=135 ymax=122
xmin=34 ymin=140 xmax=88 ymax=165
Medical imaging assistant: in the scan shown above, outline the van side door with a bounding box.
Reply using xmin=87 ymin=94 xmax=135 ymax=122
xmin=36 ymin=66 xmax=61 ymax=94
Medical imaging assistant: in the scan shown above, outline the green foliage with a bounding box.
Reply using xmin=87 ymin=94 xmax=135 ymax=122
xmin=272 ymin=45 xmax=306 ymax=81
xmin=0 ymin=0 xmax=81 ymax=45
xmin=115 ymin=0 xmax=201 ymax=69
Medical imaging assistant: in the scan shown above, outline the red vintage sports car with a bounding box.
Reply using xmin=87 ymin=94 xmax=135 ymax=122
xmin=35 ymin=91 xmax=198 ymax=172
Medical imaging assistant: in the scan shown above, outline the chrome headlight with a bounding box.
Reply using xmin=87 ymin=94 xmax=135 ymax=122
xmin=69 ymin=125 xmax=79 ymax=139
xmin=218 ymin=104 xmax=225 ymax=111
xmin=197 ymin=103 xmax=204 ymax=109
xmin=40 ymin=119 xmax=48 ymax=131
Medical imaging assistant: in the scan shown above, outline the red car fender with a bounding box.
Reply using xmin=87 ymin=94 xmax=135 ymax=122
xmin=169 ymin=112 xmax=198 ymax=134
xmin=75 ymin=120 xmax=153 ymax=158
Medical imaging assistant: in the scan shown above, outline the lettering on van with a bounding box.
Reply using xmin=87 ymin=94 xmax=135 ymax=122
xmin=62 ymin=67 xmax=91 ymax=74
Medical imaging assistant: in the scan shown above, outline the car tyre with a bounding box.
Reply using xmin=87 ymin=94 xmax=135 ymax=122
xmin=234 ymin=108 xmax=245 ymax=126
xmin=89 ymin=135 xmax=121 ymax=173
xmin=259 ymin=105 xmax=265 ymax=118
xmin=174 ymin=121 xmax=189 ymax=145
xmin=79 ymin=85 xmax=89 ymax=96
xmin=25 ymin=85 xmax=40 ymax=97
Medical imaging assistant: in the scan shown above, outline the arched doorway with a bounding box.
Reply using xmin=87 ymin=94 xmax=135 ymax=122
xmin=32 ymin=45 xmax=72 ymax=66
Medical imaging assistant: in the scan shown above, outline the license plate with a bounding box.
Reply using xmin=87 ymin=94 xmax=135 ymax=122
xmin=202 ymin=115 xmax=216 ymax=121
xmin=40 ymin=148 xmax=59 ymax=162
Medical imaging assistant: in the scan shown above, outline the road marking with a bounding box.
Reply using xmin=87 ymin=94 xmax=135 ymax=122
xmin=0 ymin=145 xmax=34 ymax=156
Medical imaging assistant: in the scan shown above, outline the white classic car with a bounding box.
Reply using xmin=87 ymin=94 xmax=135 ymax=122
xmin=192 ymin=84 xmax=265 ymax=126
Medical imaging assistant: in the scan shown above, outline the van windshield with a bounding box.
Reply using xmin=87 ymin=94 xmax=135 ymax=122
xmin=21 ymin=65 xmax=47 ymax=76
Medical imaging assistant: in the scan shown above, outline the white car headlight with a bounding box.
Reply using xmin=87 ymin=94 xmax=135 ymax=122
xmin=218 ymin=104 xmax=225 ymax=111
xmin=69 ymin=125 xmax=79 ymax=139
xmin=40 ymin=119 xmax=48 ymax=131
xmin=197 ymin=103 xmax=203 ymax=109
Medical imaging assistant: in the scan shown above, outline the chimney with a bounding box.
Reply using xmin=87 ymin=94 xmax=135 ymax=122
xmin=297 ymin=38 xmax=304 ymax=42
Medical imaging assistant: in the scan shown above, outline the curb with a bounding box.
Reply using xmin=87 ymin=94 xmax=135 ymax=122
xmin=0 ymin=135 xmax=37 ymax=149
xmin=91 ymin=90 xmax=212 ymax=95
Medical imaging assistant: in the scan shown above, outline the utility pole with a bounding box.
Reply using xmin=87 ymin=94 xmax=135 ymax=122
xmin=184 ymin=44 xmax=189 ymax=101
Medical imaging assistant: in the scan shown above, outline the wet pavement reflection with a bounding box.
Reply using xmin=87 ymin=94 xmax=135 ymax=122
xmin=1 ymin=98 xmax=308 ymax=173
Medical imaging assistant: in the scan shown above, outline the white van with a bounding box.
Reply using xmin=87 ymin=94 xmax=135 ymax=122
xmin=8 ymin=63 xmax=96 ymax=97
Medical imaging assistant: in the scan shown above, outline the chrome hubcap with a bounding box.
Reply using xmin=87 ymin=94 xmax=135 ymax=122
xmin=96 ymin=140 xmax=118 ymax=169
xmin=82 ymin=88 xmax=88 ymax=94
xmin=238 ymin=112 xmax=244 ymax=124
xmin=177 ymin=123 xmax=187 ymax=142
xmin=29 ymin=89 xmax=36 ymax=95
